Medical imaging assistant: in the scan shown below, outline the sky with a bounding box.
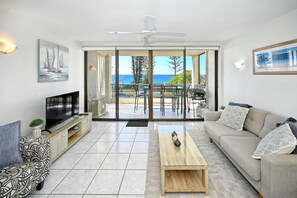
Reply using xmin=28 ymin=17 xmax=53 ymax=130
xmin=112 ymin=55 xmax=206 ymax=75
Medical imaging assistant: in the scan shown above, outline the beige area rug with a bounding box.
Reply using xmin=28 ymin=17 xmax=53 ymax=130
xmin=145 ymin=128 xmax=258 ymax=198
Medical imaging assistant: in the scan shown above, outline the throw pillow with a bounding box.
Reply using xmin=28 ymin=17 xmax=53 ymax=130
xmin=0 ymin=121 xmax=23 ymax=169
xmin=288 ymin=123 xmax=297 ymax=154
xmin=276 ymin=117 xmax=297 ymax=127
xmin=252 ymin=123 xmax=297 ymax=159
xmin=217 ymin=105 xmax=249 ymax=131
xmin=228 ymin=102 xmax=253 ymax=108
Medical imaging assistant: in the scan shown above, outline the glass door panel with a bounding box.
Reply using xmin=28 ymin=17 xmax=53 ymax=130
xmin=118 ymin=50 xmax=149 ymax=119
xmin=87 ymin=50 xmax=115 ymax=119
xmin=186 ymin=50 xmax=216 ymax=119
xmin=152 ymin=50 xmax=184 ymax=119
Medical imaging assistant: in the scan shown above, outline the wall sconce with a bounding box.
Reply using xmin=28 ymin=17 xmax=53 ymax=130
xmin=89 ymin=65 xmax=97 ymax=71
xmin=0 ymin=41 xmax=17 ymax=54
xmin=234 ymin=60 xmax=245 ymax=71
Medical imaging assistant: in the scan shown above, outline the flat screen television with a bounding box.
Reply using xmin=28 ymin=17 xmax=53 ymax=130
xmin=45 ymin=91 xmax=79 ymax=130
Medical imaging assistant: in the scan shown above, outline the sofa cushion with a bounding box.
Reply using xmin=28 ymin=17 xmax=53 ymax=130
xmin=252 ymin=124 xmax=297 ymax=159
xmin=204 ymin=121 xmax=256 ymax=144
xmin=217 ymin=105 xmax=249 ymax=131
xmin=244 ymin=107 xmax=269 ymax=137
xmin=259 ymin=114 xmax=286 ymax=139
xmin=220 ymin=136 xmax=261 ymax=181
xmin=0 ymin=121 xmax=23 ymax=169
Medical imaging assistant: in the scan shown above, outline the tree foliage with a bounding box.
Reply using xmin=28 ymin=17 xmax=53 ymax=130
xmin=131 ymin=56 xmax=148 ymax=84
xmin=168 ymin=70 xmax=192 ymax=84
xmin=168 ymin=56 xmax=182 ymax=76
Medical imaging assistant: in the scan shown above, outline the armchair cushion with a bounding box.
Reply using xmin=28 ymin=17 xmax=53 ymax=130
xmin=0 ymin=136 xmax=50 ymax=198
xmin=0 ymin=121 xmax=23 ymax=169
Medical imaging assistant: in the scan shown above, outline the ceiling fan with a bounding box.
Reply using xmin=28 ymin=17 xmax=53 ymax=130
xmin=108 ymin=15 xmax=186 ymax=45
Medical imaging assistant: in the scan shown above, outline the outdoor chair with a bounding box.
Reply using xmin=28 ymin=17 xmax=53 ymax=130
xmin=133 ymin=84 xmax=145 ymax=112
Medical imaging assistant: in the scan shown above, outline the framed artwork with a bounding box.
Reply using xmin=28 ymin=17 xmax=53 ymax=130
xmin=38 ymin=39 xmax=69 ymax=82
xmin=253 ymin=39 xmax=297 ymax=75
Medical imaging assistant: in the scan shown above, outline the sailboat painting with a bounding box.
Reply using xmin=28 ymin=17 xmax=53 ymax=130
xmin=38 ymin=39 xmax=69 ymax=82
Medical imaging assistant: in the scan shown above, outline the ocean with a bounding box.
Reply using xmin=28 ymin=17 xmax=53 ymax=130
xmin=112 ymin=74 xmax=174 ymax=84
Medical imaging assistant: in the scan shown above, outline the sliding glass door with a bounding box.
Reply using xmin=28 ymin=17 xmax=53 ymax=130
xmin=152 ymin=50 xmax=184 ymax=119
xmin=118 ymin=50 xmax=150 ymax=119
xmin=85 ymin=48 xmax=218 ymax=120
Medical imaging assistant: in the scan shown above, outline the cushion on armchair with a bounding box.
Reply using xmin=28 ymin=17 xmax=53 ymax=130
xmin=0 ymin=121 xmax=23 ymax=169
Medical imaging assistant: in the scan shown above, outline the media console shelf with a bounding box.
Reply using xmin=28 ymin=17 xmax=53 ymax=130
xmin=42 ymin=112 xmax=92 ymax=162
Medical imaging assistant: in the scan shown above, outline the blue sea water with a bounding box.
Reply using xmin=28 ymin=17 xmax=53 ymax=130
xmin=112 ymin=74 xmax=174 ymax=84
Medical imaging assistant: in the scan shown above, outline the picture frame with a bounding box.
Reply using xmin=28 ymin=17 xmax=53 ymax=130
xmin=38 ymin=39 xmax=69 ymax=82
xmin=253 ymin=38 xmax=297 ymax=75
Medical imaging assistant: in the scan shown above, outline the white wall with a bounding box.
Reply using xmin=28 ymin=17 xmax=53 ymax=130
xmin=222 ymin=8 xmax=297 ymax=117
xmin=0 ymin=10 xmax=84 ymax=136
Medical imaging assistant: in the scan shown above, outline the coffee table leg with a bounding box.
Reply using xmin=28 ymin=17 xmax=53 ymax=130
xmin=202 ymin=168 xmax=209 ymax=195
xmin=161 ymin=169 xmax=165 ymax=195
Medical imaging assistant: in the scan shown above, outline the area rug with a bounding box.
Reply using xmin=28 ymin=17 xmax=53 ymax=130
xmin=126 ymin=120 xmax=148 ymax=127
xmin=145 ymin=127 xmax=258 ymax=198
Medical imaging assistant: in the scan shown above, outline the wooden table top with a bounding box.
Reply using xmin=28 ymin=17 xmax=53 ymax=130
xmin=159 ymin=131 xmax=207 ymax=168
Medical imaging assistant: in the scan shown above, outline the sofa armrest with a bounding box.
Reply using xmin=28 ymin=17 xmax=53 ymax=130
xmin=204 ymin=111 xmax=222 ymax=121
xmin=261 ymin=154 xmax=297 ymax=198
xmin=20 ymin=137 xmax=50 ymax=164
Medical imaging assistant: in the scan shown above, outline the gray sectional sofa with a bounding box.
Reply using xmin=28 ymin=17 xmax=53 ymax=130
xmin=203 ymin=107 xmax=297 ymax=198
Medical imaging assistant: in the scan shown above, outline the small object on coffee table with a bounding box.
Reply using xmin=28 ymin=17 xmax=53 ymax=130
xmin=171 ymin=131 xmax=181 ymax=147
xmin=174 ymin=139 xmax=181 ymax=147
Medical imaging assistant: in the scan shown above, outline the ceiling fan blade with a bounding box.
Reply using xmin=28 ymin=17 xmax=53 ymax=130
xmin=144 ymin=15 xmax=157 ymax=31
xmin=155 ymin=32 xmax=186 ymax=37
xmin=108 ymin=31 xmax=141 ymax=35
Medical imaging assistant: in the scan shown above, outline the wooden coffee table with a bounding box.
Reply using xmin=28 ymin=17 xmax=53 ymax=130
xmin=158 ymin=131 xmax=208 ymax=195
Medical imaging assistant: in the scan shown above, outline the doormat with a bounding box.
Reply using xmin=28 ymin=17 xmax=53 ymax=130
xmin=126 ymin=120 xmax=148 ymax=127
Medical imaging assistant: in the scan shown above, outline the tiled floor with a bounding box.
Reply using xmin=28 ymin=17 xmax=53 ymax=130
xmin=28 ymin=121 xmax=149 ymax=198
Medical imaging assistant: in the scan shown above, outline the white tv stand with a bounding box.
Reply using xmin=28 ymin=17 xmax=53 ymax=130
xmin=42 ymin=113 xmax=92 ymax=162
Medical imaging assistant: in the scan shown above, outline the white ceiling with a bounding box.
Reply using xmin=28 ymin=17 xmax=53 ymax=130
xmin=1 ymin=0 xmax=297 ymax=46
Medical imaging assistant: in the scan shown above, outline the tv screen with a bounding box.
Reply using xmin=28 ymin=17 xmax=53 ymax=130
xmin=46 ymin=91 xmax=79 ymax=129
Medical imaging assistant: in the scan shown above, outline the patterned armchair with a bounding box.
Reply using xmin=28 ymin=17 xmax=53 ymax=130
xmin=0 ymin=136 xmax=50 ymax=198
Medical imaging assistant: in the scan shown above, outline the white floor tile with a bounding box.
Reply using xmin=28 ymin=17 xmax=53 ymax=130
xmin=91 ymin=125 xmax=109 ymax=133
xmin=80 ymin=133 xmax=103 ymax=142
xmin=110 ymin=142 xmax=134 ymax=153
xmin=135 ymin=134 xmax=149 ymax=142
xmin=117 ymin=196 xmax=145 ymax=198
xmin=52 ymin=170 xmax=96 ymax=194
xmin=66 ymin=141 xmax=95 ymax=154
xmin=51 ymin=154 xmax=84 ymax=170
xmin=74 ymin=154 xmax=106 ymax=169
xmin=131 ymin=142 xmax=149 ymax=154
xmin=116 ymin=134 xmax=136 ymax=142
xmin=127 ymin=154 xmax=148 ymax=170
xmin=31 ymin=170 xmax=70 ymax=194
xmin=98 ymin=133 xmax=119 ymax=141
xmin=84 ymin=195 xmax=117 ymax=198
xmin=48 ymin=195 xmax=83 ymax=198
xmin=88 ymin=141 xmax=115 ymax=153
xmin=119 ymin=170 xmax=146 ymax=195
xmin=121 ymin=128 xmax=138 ymax=133
xmin=27 ymin=195 xmax=49 ymax=198
xmin=101 ymin=154 xmax=129 ymax=169
xmin=105 ymin=126 xmax=123 ymax=134
xmin=137 ymin=128 xmax=150 ymax=134
xmin=86 ymin=170 xmax=125 ymax=194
